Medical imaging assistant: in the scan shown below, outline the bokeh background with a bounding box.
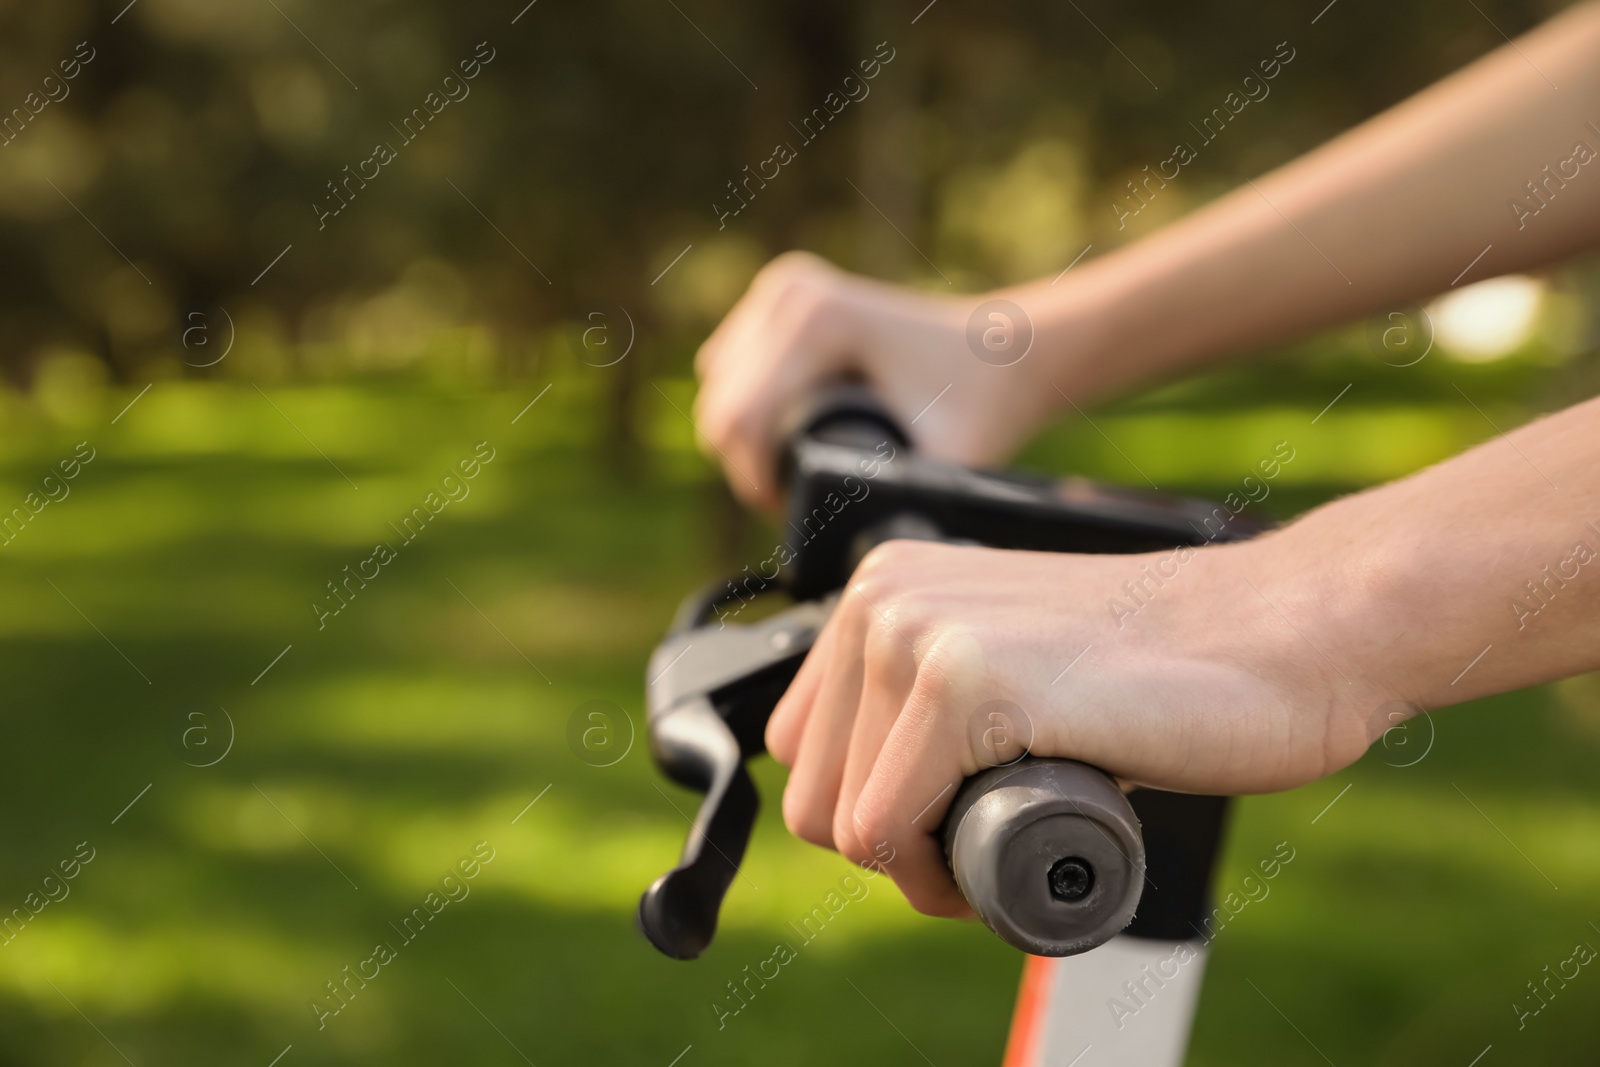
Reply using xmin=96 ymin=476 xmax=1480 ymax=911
xmin=0 ymin=0 xmax=1596 ymax=1063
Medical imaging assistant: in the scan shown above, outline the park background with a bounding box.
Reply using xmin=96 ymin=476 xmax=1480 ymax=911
xmin=0 ymin=0 xmax=1597 ymax=1063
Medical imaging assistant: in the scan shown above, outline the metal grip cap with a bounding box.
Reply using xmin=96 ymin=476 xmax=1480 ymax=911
xmin=944 ymin=758 xmax=1145 ymax=957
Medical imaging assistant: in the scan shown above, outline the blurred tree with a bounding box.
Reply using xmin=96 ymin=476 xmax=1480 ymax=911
xmin=0 ymin=0 xmax=1575 ymax=392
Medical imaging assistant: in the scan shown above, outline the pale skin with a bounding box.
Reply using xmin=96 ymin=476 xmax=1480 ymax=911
xmin=694 ymin=2 xmax=1600 ymax=918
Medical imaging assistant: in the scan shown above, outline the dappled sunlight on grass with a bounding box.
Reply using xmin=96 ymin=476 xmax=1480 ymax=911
xmin=1025 ymin=406 xmax=1490 ymax=487
xmin=0 ymin=374 xmax=1592 ymax=1064
xmin=2 ymin=915 xmax=319 ymax=1016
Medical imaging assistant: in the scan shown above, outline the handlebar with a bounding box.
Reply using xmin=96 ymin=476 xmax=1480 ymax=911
xmin=639 ymin=386 xmax=1252 ymax=960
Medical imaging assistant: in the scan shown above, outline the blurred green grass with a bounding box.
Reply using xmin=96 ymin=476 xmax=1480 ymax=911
xmin=0 ymin=362 xmax=1595 ymax=1065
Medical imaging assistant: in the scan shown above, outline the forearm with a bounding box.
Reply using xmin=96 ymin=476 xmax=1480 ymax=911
xmin=1276 ymin=394 xmax=1600 ymax=723
xmin=1018 ymin=1 xmax=1600 ymax=405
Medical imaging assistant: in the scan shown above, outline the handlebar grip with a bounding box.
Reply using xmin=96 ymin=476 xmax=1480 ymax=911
xmin=778 ymin=383 xmax=909 ymax=482
xmin=944 ymin=757 xmax=1145 ymax=956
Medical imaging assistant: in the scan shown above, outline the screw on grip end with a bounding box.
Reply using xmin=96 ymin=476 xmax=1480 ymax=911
xmin=944 ymin=757 xmax=1144 ymax=957
xmin=1048 ymin=857 xmax=1095 ymax=902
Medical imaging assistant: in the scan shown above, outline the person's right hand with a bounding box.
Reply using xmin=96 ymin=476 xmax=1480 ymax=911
xmin=693 ymin=252 xmax=1068 ymax=510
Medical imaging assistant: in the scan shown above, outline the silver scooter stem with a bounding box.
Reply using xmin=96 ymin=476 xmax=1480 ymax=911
xmin=1005 ymin=935 xmax=1210 ymax=1067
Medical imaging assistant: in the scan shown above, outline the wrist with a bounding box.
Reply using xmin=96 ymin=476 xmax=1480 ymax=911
xmin=1079 ymin=533 xmax=1378 ymax=792
xmin=1003 ymin=252 xmax=1192 ymax=411
xmin=1191 ymin=528 xmax=1389 ymax=774
xmin=1253 ymin=503 xmax=1418 ymax=752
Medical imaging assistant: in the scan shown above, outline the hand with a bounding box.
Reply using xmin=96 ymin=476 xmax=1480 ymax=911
xmin=694 ymin=252 xmax=1069 ymax=510
xmin=765 ymin=535 xmax=1379 ymax=918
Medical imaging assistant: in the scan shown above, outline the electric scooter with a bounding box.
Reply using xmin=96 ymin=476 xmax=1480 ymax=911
xmin=639 ymin=386 xmax=1260 ymax=1065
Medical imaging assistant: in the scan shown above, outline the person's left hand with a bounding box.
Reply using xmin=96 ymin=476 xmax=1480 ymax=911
xmin=765 ymin=535 xmax=1380 ymax=917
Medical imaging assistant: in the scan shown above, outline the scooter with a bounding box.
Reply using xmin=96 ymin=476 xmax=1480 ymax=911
xmin=639 ymin=386 xmax=1260 ymax=1065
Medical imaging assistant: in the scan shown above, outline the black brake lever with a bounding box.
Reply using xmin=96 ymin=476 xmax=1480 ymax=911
xmin=637 ymin=597 xmax=829 ymax=958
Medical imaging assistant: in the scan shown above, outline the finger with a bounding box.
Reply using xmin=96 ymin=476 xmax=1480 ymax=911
xmin=697 ymin=300 xmax=854 ymax=509
xmin=695 ymin=254 xmax=793 ymax=380
xmin=766 ymin=622 xmax=830 ymax=766
xmin=872 ymin=825 xmax=972 ymax=920
xmin=694 ymin=347 xmax=783 ymax=510
xmin=702 ymin=353 xmax=818 ymax=509
xmin=693 ymin=291 xmax=749 ymax=381
xmin=693 ymin=293 xmax=783 ymax=507
xmin=852 ymin=638 xmax=987 ymax=918
xmin=830 ymin=613 xmax=918 ymax=866
xmin=700 ymin=251 xmax=825 ymax=375
xmin=780 ymin=601 xmax=870 ymax=851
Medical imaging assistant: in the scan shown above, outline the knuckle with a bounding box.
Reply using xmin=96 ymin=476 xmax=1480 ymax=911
xmin=848 ymin=569 xmax=886 ymax=609
xmin=692 ymin=394 xmax=723 ymax=439
xmin=782 ymin=785 xmax=834 ymax=850
xmin=696 ymin=397 xmax=760 ymax=458
xmin=759 ymin=250 xmax=828 ymax=290
xmin=862 ymin=609 xmax=907 ymax=664
xmin=908 ymin=884 xmax=968 ymax=919
xmin=915 ymin=636 xmax=960 ymax=686
xmin=853 ymin=541 xmax=906 ymax=590
xmin=850 ymin=802 xmax=895 ymax=858
xmin=756 ymin=256 xmax=839 ymax=337
xmin=833 ymin=815 xmax=871 ymax=866
xmin=765 ymin=718 xmax=795 ymax=766
xmin=693 ymin=338 xmax=717 ymax=375
xmin=767 ymin=291 xmax=831 ymax=353
xmin=852 ymin=542 xmax=935 ymax=624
